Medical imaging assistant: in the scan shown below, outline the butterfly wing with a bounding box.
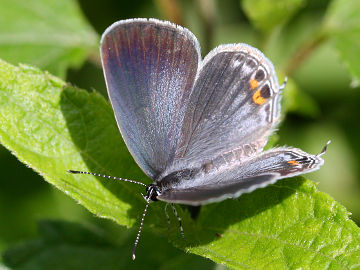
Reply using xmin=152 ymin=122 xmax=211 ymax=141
xmin=157 ymin=145 xmax=328 ymax=205
xmin=101 ymin=19 xmax=200 ymax=179
xmin=173 ymin=44 xmax=281 ymax=167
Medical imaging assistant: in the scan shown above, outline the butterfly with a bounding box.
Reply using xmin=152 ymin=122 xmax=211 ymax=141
xmin=69 ymin=18 xmax=329 ymax=259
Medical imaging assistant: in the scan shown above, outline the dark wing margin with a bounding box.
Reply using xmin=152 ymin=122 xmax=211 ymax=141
xmin=158 ymin=145 xmax=327 ymax=205
xmin=174 ymin=44 xmax=281 ymax=166
xmin=101 ymin=19 xmax=200 ymax=179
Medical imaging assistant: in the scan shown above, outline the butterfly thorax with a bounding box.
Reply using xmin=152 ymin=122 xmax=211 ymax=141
xmin=152 ymin=167 xmax=202 ymax=197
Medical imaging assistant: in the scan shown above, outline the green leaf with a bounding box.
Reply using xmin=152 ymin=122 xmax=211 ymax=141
xmin=323 ymin=0 xmax=360 ymax=86
xmin=183 ymin=178 xmax=360 ymax=269
xmin=0 ymin=0 xmax=99 ymax=78
xmin=241 ymin=0 xmax=305 ymax=32
xmin=1 ymin=59 xmax=360 ymax=269
xmin=2 ymin=220 xmax=217 ymax=270
xmin=0 ymin=59 xmax=149 ymax=229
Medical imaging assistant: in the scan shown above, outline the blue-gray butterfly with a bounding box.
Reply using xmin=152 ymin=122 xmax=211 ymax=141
xmin=68 ymin=18 xmax=329 ymax=260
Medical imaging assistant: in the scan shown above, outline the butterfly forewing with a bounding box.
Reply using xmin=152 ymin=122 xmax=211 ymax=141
xmin=173 ymin=44 xmax=281 ymax=167
xmin=101 ymin=19 xmax=201 ymax=178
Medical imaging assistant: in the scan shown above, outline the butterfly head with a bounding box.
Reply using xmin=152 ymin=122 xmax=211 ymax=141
xmin=145 ymin=184 xmax=161 ymax=202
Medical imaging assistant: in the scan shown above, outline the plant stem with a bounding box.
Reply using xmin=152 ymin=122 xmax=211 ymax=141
xmin=284 ymin=31 xmax=328 ymax=77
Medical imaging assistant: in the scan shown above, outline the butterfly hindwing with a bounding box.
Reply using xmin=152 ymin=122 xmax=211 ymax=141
xmin=158 ymin=146 xmax=326 ymax=205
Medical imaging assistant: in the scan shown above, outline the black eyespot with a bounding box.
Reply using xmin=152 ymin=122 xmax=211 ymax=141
xmin=260 ymin=84 xmax=271 ymax=98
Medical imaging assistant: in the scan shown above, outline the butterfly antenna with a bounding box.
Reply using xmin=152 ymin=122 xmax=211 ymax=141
xmin=67 ymin=170 xmax=147 ymax=187
xmin=279 ymin=77 xmax=288 ymax=90
xmin=132 ymin=197 xmax=150 ymax=260
xmin=317 ymin=140 xmax=331 ymax=157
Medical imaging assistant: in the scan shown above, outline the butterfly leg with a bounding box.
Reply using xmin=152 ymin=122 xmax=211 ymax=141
xmin=164 ymin=203 xmax=171 ymax=230
xmin=171 ymin=203 xmax=185 ymax=239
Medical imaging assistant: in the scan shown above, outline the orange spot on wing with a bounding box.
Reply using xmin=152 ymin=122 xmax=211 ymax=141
xmin=249 ymin=79 xmax=259 ymax=90
xmin=288 ymin=160 xmax=299 ymax=166
xmin=252 ymin=89 xmax=266 ymax=105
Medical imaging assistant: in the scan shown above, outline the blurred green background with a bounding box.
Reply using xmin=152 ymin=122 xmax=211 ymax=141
xmin=1 ymin=0 xmax=360 ymax=268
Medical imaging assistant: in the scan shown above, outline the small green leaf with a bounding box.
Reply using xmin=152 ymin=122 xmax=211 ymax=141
xmin=2 ymin=220 xmax=217 ymax=270
xmin=1 ymin=59 xmax=360 ymax=269
xmin=0 ymin=0 xmax=99 ymax=78
xmin=241 ymin=0 xmax=305 ymax=32
xmin=323 ymin=0 xmax=360 ymax=86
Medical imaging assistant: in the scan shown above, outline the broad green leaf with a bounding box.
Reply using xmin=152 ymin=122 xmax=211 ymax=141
xmin=183 ymin=177 xmax=360 ymax=269
xmin=323 ymin=0 xmax=360 ymax=86
xmin=1 ymin=59 xmax=360 ymax=269
xmin=2 ymin=220 xmax=217 ymax=270
xmin=0 ymin=0 xmax=99 ymax=78
xmin=241 ymin=0 xmax=305 ymax=33
xmin=0 ymin=59 xmax=149 ymax=229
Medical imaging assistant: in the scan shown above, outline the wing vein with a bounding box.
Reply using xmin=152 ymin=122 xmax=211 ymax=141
xmin=182 ymin=56 xmax=231 ymax=156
